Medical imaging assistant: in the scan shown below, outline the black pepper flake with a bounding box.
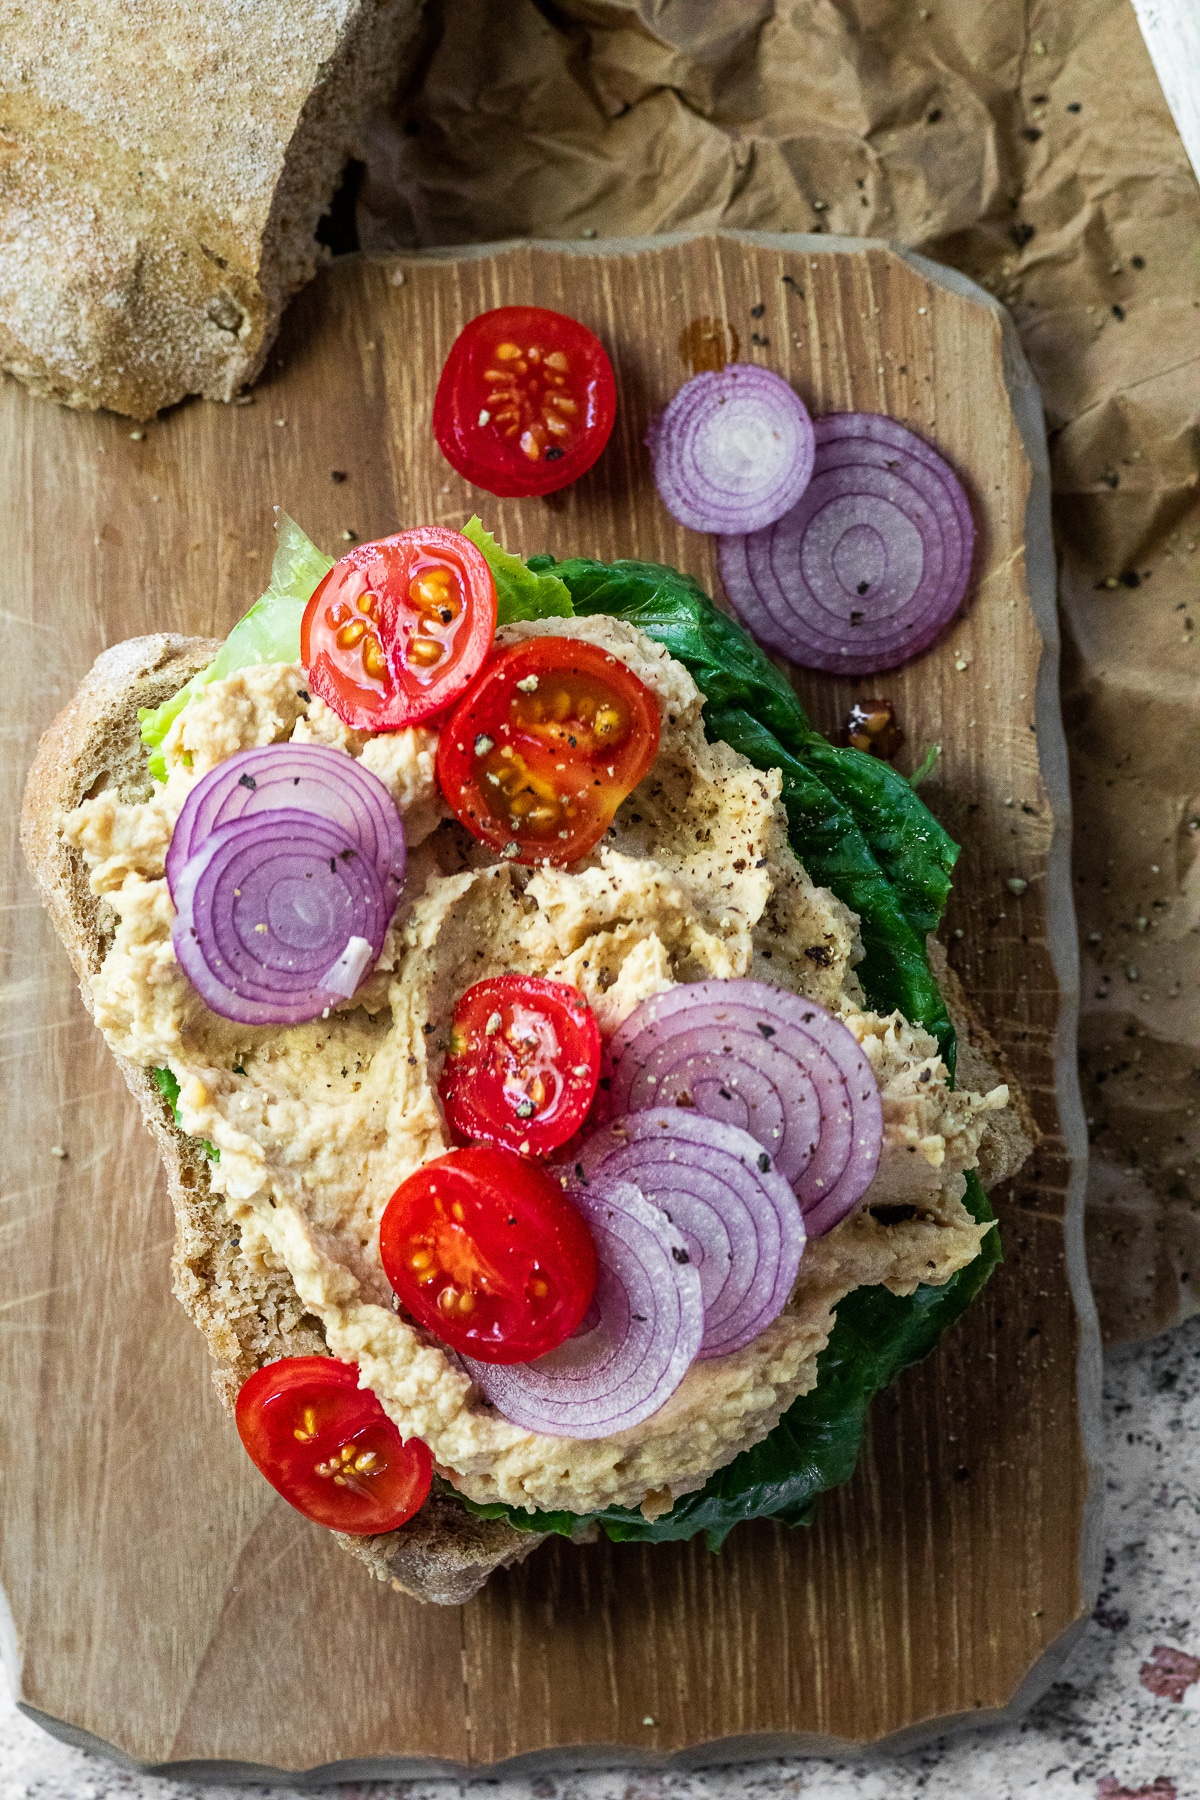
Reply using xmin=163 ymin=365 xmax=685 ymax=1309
xmin=750 ymin=302 xmax=766 ymax=318
xmin=329 ymin=857 xmax=337 ymax=872
xmin=1067 ymin=101 xmax=1082 ymax=113
xmin=1120 ymin=570 xmax=1140 ymax=588
xmin=756 ymin=1022 xmax=776 ymax=1039
xmin=1010 ymin=222 xmax=1036 ymax=249
xmin=757 ymin=1152 xmax=771 ymax=1173
xmin=296 ymin=688 xmax=310 ymax=702
xmin=782 ymin=274 xmax=803 ymax=293
xmin=750 ymin=332 xmax=770 ymax=347
xmin=331 ymin=470 xmax=347 ymax=483
xmin=238 ymin=773 xmax=257 ymax=790
xmin=1022 ymin=126 xmax=1043 ymax=142
xmin=545 ymin=445 xmax=565 ymax=461
xmin=850 ymin=609 xmax=864 ymax=624
xmin=926 ymin=108 xmax=942 ymax=123
xmin=856 ymin=580 xmax=870 ymax=595
xmin=1112 ymin=303 xmax=1125 ymax=320
xmin=671 ymin=1246 xmax=691 ymax=1265
xmin=1131 ymin=254 xmax=1145 ymax=269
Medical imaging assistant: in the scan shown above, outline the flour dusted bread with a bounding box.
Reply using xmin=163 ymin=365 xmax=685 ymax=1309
xmin=20 ymin=633 xmax=538 ymax=1605
xmin=0 ymin=2 xmax=424 ymax=419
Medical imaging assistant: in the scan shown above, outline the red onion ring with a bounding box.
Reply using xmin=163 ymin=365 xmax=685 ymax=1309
xmin=570 ymin=1108 xmax=804 ymax=1360
xmin=462 ymin=1178 xmax=703 ymax=1438
xmin=166 ymin=743 xmax=405 ymax=902
xmin=171 ymin=809 xmax=390 ymax=1026
xmin=607 ymin=980 xmax=882 ymax=1239
xmin=718 ymin=412 xmax=975 ymax=673
xmin=649 ymin=364 xmax=815 ymax=535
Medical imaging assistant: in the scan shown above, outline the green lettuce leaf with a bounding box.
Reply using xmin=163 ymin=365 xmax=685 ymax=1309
xmin=150 ymin=1067 xmax=218 ymax=1162
xmin=463 ymin=517 xmax=573 ymax=625
xmin=138 ymin=513 xmax=334 ymax=780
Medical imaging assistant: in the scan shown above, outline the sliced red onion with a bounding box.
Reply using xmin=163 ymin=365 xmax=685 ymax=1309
xmin=171 ymin=810 xmax=390 ymax=1026
xmin=607 ymin=980 xmax=882 ymax=1239
xmin=166 ymin=743 xmax=405 ymax=901
xmin=815 ymin=411 xmax=974 ymax=602
xmin=718 ymin=412 xmax=975 ymax=674
xmin=570 ymin=1109 xmax=804 ymax=1360
xmin=649 ymin=364 xmax=815 ymax=535
xmin=320 ymin=935 xmax=375 ymax=999
xmin=463 ymin=1178 xmax=703 ymax=1439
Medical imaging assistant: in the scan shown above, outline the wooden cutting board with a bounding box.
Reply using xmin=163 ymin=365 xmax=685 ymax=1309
xmin=0 ymin=231 xmax=1100 ymax=1776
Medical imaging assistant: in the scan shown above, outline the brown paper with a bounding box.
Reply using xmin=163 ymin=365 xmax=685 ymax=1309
xmin=357 ymin=0 xmax=1200 ymax=1342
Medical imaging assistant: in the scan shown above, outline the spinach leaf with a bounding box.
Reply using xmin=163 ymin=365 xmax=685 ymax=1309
xmin=458 ymin=548 xmax=998 ymax=1550
xmin=702 ymin=704 xmax=954 ymax=1066
xmin=533 ymin=554 xmax=956 ymax=1064
xmin=528 ymin=554 xmax=817 ymax=751
xmin=466 ymin=1173 xmax=998 ymax=1548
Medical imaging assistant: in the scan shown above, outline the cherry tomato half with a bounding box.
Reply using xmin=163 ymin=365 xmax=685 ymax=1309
xmin=379 ymin=1143 xmax=597 ymax=1363
xmin=235 ymin=1356 xmax=432 ymax=1534
xmin=440 ymin=975 xmax=600 ymax=1155
xmin=432 ymin=305 xmax=617 ymax=499
xmin=301 ymin=527 xmax=497 ymax=731
xmin=435 ymin=636 xmax=661 ymax=866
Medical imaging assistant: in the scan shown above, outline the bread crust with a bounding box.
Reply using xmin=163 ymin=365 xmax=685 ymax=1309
xmin=21 ymin=636 xmax=1031 ymax=1602
xmin=20 ymin=632 xmax=539 ymax=1606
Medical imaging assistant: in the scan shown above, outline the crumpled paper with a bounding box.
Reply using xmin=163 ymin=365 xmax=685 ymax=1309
xmin=358 ymin=0 xmax=1200 ymax=1343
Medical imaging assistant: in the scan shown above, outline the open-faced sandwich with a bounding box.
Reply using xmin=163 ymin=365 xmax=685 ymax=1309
xmin=22 ymin=506 xmax=1031 ymax=1602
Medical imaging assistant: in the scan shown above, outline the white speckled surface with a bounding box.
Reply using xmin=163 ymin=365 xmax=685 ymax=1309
xmin=3 ymin=1322 xmax=1196 ymax=1800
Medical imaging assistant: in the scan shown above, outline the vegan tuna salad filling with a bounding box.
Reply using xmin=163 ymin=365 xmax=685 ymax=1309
xmin=63 ymin=584 xmax=1010 ymax=1523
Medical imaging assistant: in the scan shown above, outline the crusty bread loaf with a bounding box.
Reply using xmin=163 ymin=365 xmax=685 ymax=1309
xmin=21 ymin=635 xmax=1031 ymax=1603
xmin=0 ymin=2 xmax=424 ymax=419
xmin=20 ymin=632 xmax=539 ymax=1605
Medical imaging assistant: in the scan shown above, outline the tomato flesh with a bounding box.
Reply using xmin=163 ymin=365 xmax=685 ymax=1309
xmin=235 ymin=1356 xmax=432 ymax=1534
xmin=379 ymin=1143 xmax=597 ymax=1363
xmin=440 ymin=975 xmax=600 ymax=1155
xmin=435 ymin=636 xmax=661 ymax=866
xmin=433 ymin=305 xmax=617 ymax=498
xmin=301 ymin=527 xmax=497 ymax=731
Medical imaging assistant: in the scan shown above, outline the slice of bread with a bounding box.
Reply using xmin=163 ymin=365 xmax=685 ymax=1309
xmin=22 ymin=635 xmax=1033 ymax=1604
xmin=0 ymin=2 xmax=425 ymax=419
xmin=20 ymin=633 xmax=538 ymax=1606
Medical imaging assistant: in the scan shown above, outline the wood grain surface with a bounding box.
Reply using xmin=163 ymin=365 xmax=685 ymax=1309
xmin=0 ymin=232 xmax=1099 ymax=1774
